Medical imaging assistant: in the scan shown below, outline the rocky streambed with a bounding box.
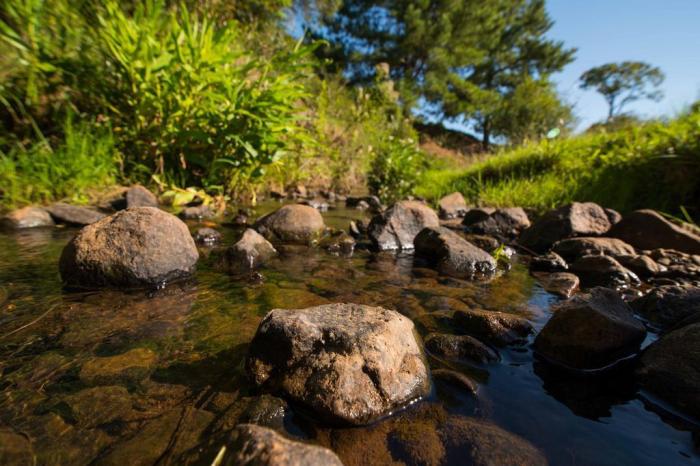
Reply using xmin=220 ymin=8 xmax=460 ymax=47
xmin=0 ymin=189 xmax=699 ymax=465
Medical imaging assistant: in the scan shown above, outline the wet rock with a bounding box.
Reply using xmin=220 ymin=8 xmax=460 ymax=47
xmin=180 ymin=204 xmax=214 ymax=219
xmin=438 ymin=192 xmax=468 ymax=219
xmin=422 ymin=296 xmax=471 ymax=313
xmin=45 ymin=203 xmax=106 ymax=226
xmin=125 ymin=185 xmax=159 ymax=208
xmin=59 ymin=207 xmax=199 ymax=288
xmin=239 ymin=394 xmax=289 ymax=429
xmin=432 ymin=369 xmax=478 ymax=394
xmin=637 ymin=321 xmax=700 ymax=419
xmin=0 ymin=428 xmax=34 ymax=466
xmin=534 ymin=272 xmax=580 ymax=298
xmin=246 ymin=303 xmax=431 ymax=425
xmin=464 ymin=234 xmax=500 ymax=252
xmin=616 ymin=254 xmax=664 ymax=278
xmin=228 ymin=424 xmax=343 ymax=466
xmin=463 ymin=207 xmax=531 ymax=239
xmin=414 ymin=227 xmax=497 ymax=279
xmin=368 ymin=200 xmax=440 ymax=250
xmin=648 ymin=248 xmax=700 ymax=281
xmin=254 ymin=204 xmax=325 ymax=245
xmin=225 ymin=228 xmax=277 ymax=271
xmin=551 ymin=237 xmax=636 ymax=262
xmin=80 ymin=347 xmax=157 ymax=386
xmin=319 ymin=231 xmax=356 ymax=255
xmin=530 ymin=252 xmax=568 ymax=272
xmin=301 ymin=198 xmax=330 ymax=212
xmin=534 ymin=287 xmax=647 ymax=370
xmin=519 ymin=202 xmax=612 ymax=253
xmin=453 ymin=309 xmax=533 ymax=346
xmin=440 ymin=416 xmax=547 ymax=466
xmin=63 ymin=385 xmax=132 ymax=427
xmin=348 ymin=220 xmax=364 ymax=239
xmin=605 ymin=208 xmax=622 ymax=225
xmin=609 ymin=209 xmax=700 ymax=255
xmin=194 ymin=227 xmax=222 ymax=245
xmin=631 ymin=285 xmax=700 ymax=330
xmin=0 ymin=206 xmax=54 ymax=229
xmin=569 ymin=255 xmax=639 ymax=288
xmin=346 ymin=195 xmax=382 ymax=211
xmin=424 ymin=333 xmax=498 ymax=363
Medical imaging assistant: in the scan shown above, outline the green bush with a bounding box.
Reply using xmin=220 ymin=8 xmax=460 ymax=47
xmin=368 ymin=136 xmax=426 ymax=203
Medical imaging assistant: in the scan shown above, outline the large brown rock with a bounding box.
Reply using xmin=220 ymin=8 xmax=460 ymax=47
xmin=463 ymin=207 xmax=531 ymax=239
xmin=438 ymin=192 xmax=468 ymax=219
xmin=125 ymin=185 xmax=159 ymax=208
xmin=59 ymin=207 xmax=198 ymax=288
xmin=46 ymin=203 xmax=106 ymax=226
xmin=0 ymin=206 xmax=54 ymax=229
xmin=368 ymin=201 xmax=440 ymax=250
xmin=631 ymin=285 xmax=700 ymax=330
xmin=519 ymin=202 xmax=611 ymax=253
xmin=637 ymin=321 xmax=700 ymax=419
xmin=255 ymin=204 xmax=325 ymax=245
xmin=246 ymin=303 xmax=430 ymax=425
xmin=609 ymin=209 xmax=700 ymax=255
xmin=534 ymin=287 xmax=647 ymax=370
xmin=228 ymin=424 xmax=343 ymax=466
xmin=568 ymin=255 xmax=639 ymax=288
xmin=551 ymin=237 xmax=636 ymax=262
xmin=225 ymin=228 xmax=277 ymax=271
xmin=453 ymin=309 xmax=533 ymax=346
xmin=414 ymin=227 xmax=497 ymax=280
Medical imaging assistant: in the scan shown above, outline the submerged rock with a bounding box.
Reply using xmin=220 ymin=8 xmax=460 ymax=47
xmin=59 ymin=207 xmax=199 ymax=288
xmin=424 ymin=333 xmax=498 ymax=363
xmin=637 ymin=321 xmax=700 ymax=419
xmin=630 ymin=284 xmax=700 ymax=330
xmin=463 ymin=207 xmax=531 ymax=239
xmin=569 ymin=255 xmax=639 ymax=288
xmin=194 ymin=227 xmax=222 ymax=245
xmin=46 ymin=203 xmax=106 ymax=226
xmin=438 ymin=192 xmax=468 ymax=219
xmin=225 ymin=228 xmax=277 ymax=271
xmin=368 ymin=200 xmax=440 ymax=250
xmin=453 ymin=309 xmax=533 ymax=346
xmin=228 ymin=424 xmax=343 ymax=466
xmin=79 ymin=347 xmax=157 ymax=386
xmin=319 ymin=231 xmax=356 ymax=255
xmin=432 ymin=369 xmax=478 ymax=394
xmin=125 ymin=185 xmax=159 ymax=208
xmin=551 ymin=237 xmax=635 ymax=262
xmin=414 ymin=227 xmax=497 ymax=280
xmin=609 ymin=209 xmax=700 ymax=255
xmin=0 ymin=428 xmax=34 ymax=466
xmin=534 ymin=287 xmax=647 ymax=370
xmin=534 ymin=272 xmax=580 ymax=298
xmin=0 ymin=206 xmax=54 ymax=229
xmin=246 ymin=303 xmax=431 ymax=425
xmin=63 ymin=385 xmax=132 ymax=427
xmin=180 ymin=204 xmax=214 ymax=219
xmin=519 ymin=202 xmax=611 ymax=253
xmin=255 ymin=204 xmax=325 ymax=244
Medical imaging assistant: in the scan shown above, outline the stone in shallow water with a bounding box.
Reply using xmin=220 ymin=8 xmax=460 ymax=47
xmin=228 ymin=424 xmax=343 ymax=466
xmin=431 ymin=369 xmax=478 ymax=394
xmin=569 ymin=254 xmax=639 ymax=288
xmin=59 ymin=207 xmax=199 ymax=288
xmin=609 ymin=209 xmax=700 ymax=255
xmin=414 ymin=226 xmax=497 ymax=280
xmin=368 ymin=200 xmax=440 ymax=250
xmin=125 ymin=185 xmax=159 ymax=208
xmin=254 ymin=204 xmax=326 ymax=244
xmin=534 ymin=272 xmax=580 ymax=298
xmin=63 ymin=385 xmax=132 ymax=427
xmin=424 ymin=333 xmax=498 ymax=363
xmin=453 ymin=309 xmax=533 ymax=346
xmin=463 ymin=207 xmax=531 ymax=239
xmin=225 ymin=228 xmax=277 ymax=271
xmin=534 ymin=287 xmax=647 ymax=370
xmin=0 ymin=206 xmax=54 ymax=229
xmin=0 ymin=428 xmax=34 ymax=466
xmin=46 ymin=203 xmax=106 ymax=226
xmin=80 ymin=347 xmax=157 ymax=386
xmin=438 ymin=192 xmax=468 ymax=219
xmin=551 ymin=236 xmax=636 ymax=262
xmin=246 ymin=303 xmax=431 ymax=425
xmin=630 ymin=284 xmax=700 ymax=330
xmin=194 ymin=227 xmax=222 ymax=245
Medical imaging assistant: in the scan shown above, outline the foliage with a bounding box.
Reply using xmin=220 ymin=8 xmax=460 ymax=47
xmin=580 ymin=61 xmax=665 ymax=120
xmin=0 ymin=117 xmax=118 ymax=207
xmin=416 ymin=106 xmax=700 ymax=217
xmin=368 ymin=136 xmax=426 ymax=203
xmin=315 ymin=0 xmax=575 ymax=146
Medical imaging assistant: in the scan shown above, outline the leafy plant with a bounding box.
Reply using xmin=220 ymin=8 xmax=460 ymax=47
xmin=368 ymin=136 xmax=426 ymax=203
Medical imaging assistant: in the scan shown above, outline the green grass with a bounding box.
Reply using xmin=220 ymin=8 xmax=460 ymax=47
xmin=416 ymin=109 xmax=700 ymax=218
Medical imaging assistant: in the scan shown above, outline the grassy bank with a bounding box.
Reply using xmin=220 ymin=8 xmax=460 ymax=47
xmin=416 ymin=108 xmax=700 ymax=219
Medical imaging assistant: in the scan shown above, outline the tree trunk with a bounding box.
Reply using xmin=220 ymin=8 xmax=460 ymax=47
xmin=482 ymin=120 xmax=491 ymax=150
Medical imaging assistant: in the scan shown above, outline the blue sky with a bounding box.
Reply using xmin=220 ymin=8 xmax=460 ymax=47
xmin=548 ymin=0 xmax=700 ymax=130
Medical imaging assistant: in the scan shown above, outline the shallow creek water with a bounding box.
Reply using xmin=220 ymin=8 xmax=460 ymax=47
xmin=0 ymin=203 xmax=698 ymax=465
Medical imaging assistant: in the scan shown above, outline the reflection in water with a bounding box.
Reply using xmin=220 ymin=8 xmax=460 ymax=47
xmin=0 ymin=204 xmax=698 ymax=465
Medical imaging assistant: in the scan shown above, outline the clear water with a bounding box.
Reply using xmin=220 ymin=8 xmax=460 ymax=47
xmin=0 ymin=203 xmax=697 ymax=465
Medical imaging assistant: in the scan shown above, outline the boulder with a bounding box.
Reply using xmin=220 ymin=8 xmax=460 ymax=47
xmin=414 ymin=227 xmax=497 ymax=280
xmin=194 ymin=227 xmax=222 ymax=245
xmin=605 ymin=208 xmax=622 ymax=225
xmin=569 ymin=255 xmax=639 ymax=288
xmin=228 ymin=424 xmax=343 ymax=466
xmin=534 ymin=287 xmax=647 ymax=370
xmin=246 ymin=303 xmax=430 ymax=425
xmin=534 ymin=272 xmax=580 ymax=298
xmin=46 ymin=203 xmax=106 ymax=226
xmin=59 ymin=207 xmax=199 ymax=288
xmin=254 ymin=204 xmax=325 ymax=245
xmin=225 ymin=228 xmax=277 ymax=271
xmin=630 ymin=285 xmax=700 ymax=330
xmin=616 ymin=254 xmax=665 ymax=278
xmin=453 ymin=309 xmax=533 ymax=346
xmin=438 ymin=192 xmax=468 ymax=219
xmin=637 ymin=321 xmax=700 ymax=418
xmin=424 ymin=333 xmax=498 ymax=363
xmin=609 ymin=209 xmax=700 ymax=255
xmin=0 ymin=206 xmax=54 ymax=229
xmin=125 ymin=185 xmax=158 ymax=208
xmin=551 ymin=237 xmax=635 ymax=262
xmin=368 ymin=201 xmax=440 ymax=250
xmin=530 ymin=252 xmax=568 ymax=272
xmin=519 ymin=202 xmax=611 ymax=253
xmin=463 ymin=207 xmax=531 ymax=239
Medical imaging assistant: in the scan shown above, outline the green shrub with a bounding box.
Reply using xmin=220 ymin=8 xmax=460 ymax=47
xmin=368 ymin=136 xmax=426 ymax=203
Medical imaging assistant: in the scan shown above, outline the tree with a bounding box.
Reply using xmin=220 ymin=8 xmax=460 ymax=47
xmin=579 ymin=61 xmax=665 ymax=121
xmin=314 ymin=0 xmax=575 ymax=147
